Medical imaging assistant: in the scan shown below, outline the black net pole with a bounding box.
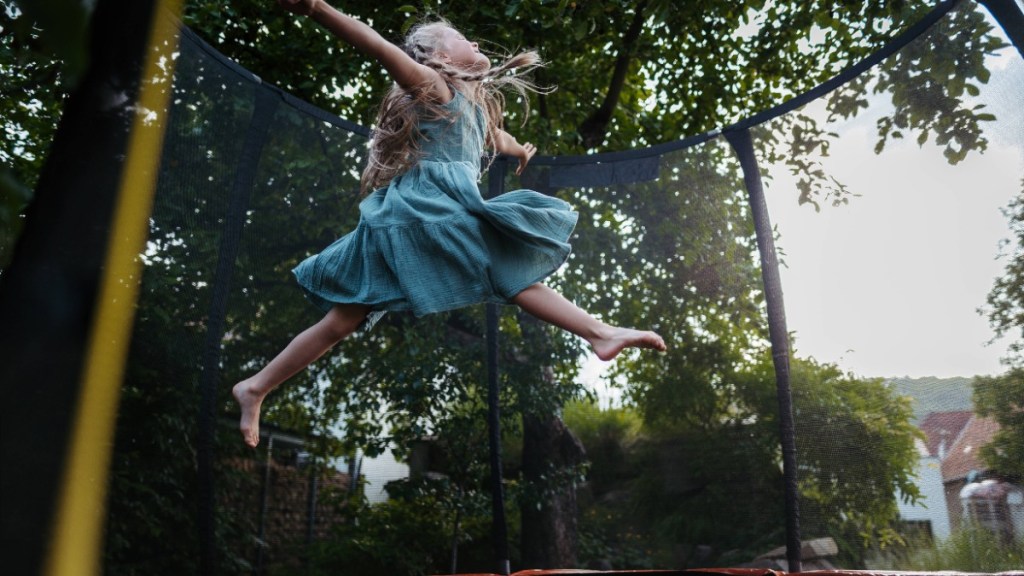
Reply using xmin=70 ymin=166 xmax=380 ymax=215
xmin=485 ymin=158 xmax=511 ymax=576
xmin=196 ymin=86 xmax=279 ymax=576
xmin=979 ymin=0 xmax=1024 ymax=59
xmin=724 ymin=128 xmax=802 ymax=572
xmin=255 ymin=435 xmax=274 ymax=575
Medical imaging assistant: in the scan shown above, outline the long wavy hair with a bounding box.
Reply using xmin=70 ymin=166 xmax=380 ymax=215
xmin=360 ymin=19 xmax=549 ymax=194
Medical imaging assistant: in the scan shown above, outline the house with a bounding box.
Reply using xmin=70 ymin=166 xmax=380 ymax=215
xmin=896 ymin=410 xmax=973 ymax=540
xmin=939 ymin=414 xmax=1001 ymax=533
xmin=900 ymin=410 xmax=1024 ymax=545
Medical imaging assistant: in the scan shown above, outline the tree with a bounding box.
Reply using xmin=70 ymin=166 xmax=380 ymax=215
xmin=4 ymin=0 xmax=1006 ymax=249
xmin=785 ymin=360 xmax=922 ymax=565
xmin=972 ymin=370 xmax=1024 ymax=481
xmin=562 ymin=356 xmax=921 ymax=569
xmin=0 ymin=2 xmax=73 ymax=267
xmin=985 ymin=191 xmax=1024 ymax=364
xmin=180 ymin=0 xmax=1003 ymax=206
xmin=976 ymin=189 xmax=1024 ymax=482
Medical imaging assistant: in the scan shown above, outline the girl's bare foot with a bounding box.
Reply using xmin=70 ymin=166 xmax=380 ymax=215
xmin=232 ymin=379 xmax=265 ymax=448
xmin=590 ymin=326 xmax=667 ymax=361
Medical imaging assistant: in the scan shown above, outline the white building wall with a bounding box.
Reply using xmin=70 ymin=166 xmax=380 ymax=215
xmin=898 ymin=454 xmax=952 ymax=540
xmin=358 ymin=448 xmax=410 ymax=504
xmin=337 ymin=448 xmax=410 ymax=504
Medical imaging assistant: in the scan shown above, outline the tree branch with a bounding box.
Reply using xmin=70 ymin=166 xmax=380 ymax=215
xmin=578 ymin=0 xmax=648 ymax=148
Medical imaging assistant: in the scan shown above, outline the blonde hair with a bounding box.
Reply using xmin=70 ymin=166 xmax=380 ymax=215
xmin=361 ymin=19 xmax=548 ymax=194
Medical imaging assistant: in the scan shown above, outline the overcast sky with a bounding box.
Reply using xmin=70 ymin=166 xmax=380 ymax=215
xmin=768 ymin=134 xmax=1018 ymax=379
xmin=766 ymin=44 xmax=1022 ymax=379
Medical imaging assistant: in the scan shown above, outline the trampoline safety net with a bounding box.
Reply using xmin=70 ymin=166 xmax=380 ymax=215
xmin=2 ymin=0 xmax=1023 ymax=575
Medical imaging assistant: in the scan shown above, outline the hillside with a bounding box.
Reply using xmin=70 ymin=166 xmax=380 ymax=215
xmin=885 ymin=376 xmax=975 ymax=423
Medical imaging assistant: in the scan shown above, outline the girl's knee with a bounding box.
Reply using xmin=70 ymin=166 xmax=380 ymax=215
xmin=323 ymin=304 xmax=368 ymax=340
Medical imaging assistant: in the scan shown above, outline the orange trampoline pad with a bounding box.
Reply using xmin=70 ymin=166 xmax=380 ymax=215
xmin=438 ymin=565 xmax=1024 ymax=569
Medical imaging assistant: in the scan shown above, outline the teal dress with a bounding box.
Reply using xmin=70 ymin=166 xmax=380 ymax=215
xmin=292 ymin=91 xmax=578 ymax=324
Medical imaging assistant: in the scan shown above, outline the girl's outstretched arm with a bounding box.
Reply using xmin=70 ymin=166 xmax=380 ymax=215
xmin=493 ymin=128 xmax=536 ymax=175
xmin=277 ymin=0 xmax=449 ymax=99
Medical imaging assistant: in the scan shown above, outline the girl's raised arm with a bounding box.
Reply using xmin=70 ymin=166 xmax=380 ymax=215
xmin=492 ymin=129 xmax=537 ymax=175
xmin=278 ymin=0 xmax=448 ymax=98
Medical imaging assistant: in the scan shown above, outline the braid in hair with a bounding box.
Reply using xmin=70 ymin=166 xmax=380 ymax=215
xmin=360 ymin=19 xmax=551 ymax=194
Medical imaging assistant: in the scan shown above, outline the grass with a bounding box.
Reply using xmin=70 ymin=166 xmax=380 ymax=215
xmin=868 ymin=525 xmax=1024 ymax=572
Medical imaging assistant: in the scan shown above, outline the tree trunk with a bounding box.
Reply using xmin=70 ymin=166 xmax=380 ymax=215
xmin=520 ymin=406 xmax=586 ymax=568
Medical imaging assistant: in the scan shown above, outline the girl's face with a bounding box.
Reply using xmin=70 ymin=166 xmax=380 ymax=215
xmin=439 ymin=28 xmax=490 ymax=72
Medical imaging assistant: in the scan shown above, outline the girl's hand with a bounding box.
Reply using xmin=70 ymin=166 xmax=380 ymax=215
xmin=277 ymin=0 xmax=321 ymax=16
xmin=514 ymin=142 xmax=536 ymax=175
xmin=492 ymin=129 xmax=536 ymax=175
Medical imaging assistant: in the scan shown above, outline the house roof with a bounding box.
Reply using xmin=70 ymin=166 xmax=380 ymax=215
xmin=941 ymin=415 xmax=1000 ymax=482
xmin=918 ymin=410 xmax=972 ymax=457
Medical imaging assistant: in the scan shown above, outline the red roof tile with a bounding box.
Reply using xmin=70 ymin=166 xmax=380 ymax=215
xmin=941 ymin=416 xmax=1000 ymax=481
xmin=918 ymin=410 xmax=972 ymax=457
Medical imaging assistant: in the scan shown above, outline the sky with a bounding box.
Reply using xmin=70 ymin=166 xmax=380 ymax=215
xmin=765 ymin=44 xmax=1022 ymax=379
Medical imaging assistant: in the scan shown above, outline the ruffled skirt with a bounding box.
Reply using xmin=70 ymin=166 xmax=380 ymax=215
xmin=292 ymin=160 xmax=578 ymax=320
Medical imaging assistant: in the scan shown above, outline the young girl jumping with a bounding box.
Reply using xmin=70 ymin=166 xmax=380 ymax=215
xmin=233 ymin=0 xmax=666 ymax=448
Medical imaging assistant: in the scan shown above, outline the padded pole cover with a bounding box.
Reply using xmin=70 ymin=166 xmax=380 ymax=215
xmin=724 ymin=128 xmax=802 ymax=572
xmin=486 ymin=158 xmax=511 ymax=575
xmin=979 ymin=0 xmax=1024 ymax=59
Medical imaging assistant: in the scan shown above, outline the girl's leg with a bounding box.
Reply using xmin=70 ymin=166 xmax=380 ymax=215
xmin=232 ymin=303 xmax=370 ymax=447
xmin=511 ymin=283 xmax=666 ymax=361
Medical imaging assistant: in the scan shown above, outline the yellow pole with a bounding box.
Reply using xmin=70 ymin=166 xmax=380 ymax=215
xmin=44 ymin=2 xmax=183 ymax=574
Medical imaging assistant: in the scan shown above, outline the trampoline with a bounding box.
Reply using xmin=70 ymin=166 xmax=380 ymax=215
xmin=1 ymin=0 xmax=1022 ymax=575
